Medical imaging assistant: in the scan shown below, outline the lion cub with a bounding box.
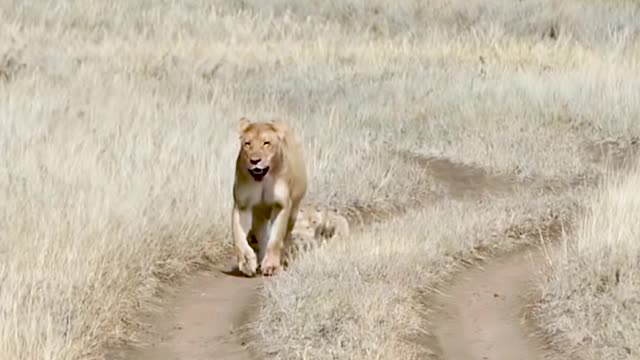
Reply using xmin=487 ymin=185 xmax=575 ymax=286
xmin=297 ymin=206 xmax=350 ymax=242
xmin=285 ymin=206 xmax=351 ymax=261
xmin=232 ymin=117 xmax=307 ymax=276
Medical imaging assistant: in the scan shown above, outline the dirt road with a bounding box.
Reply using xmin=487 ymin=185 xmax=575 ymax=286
xmin=110 ymin=259 xmax=261 ymax=360
xmin=121 ymin=240 xmax=561 ymax=360
xmin=114 ymin=154 xmax=569 ymax=360
xmin=429 ymin=245 xmax=558 ymax=360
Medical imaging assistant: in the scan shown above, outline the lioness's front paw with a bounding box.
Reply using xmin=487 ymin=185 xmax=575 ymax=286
xmin=238 ymin=251 xmax=258 ymax=277
xmin=260 ymin=254 xmax=282 ymax=276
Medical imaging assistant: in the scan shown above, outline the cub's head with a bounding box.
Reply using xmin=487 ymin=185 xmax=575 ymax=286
xmin=236 ymin=117 xmax=289 ymax=181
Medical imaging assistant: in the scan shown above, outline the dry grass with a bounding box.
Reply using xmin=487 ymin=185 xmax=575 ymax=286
xmin=1 ymin=0 xmax=639 ymax=359
xmin=255 ymin=185 xmax=583 ymax=359
xmin=536 ymin=162 xmax=640 ymax=359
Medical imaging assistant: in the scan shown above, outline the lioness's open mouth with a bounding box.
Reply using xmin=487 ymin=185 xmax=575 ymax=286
xmin=249 ymin=166 xmax=269 ymax=180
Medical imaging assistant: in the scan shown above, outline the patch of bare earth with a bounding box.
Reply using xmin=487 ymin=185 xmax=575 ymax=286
xmin=428 ymin=245 xmax=563 ymax=360
xmin=113 ymin=148 xmax=596 ymax=360
xmin=423 ymin=144 xmax=637 ymax=360
xmin=107 ymin=252 xmax=262 ymax=360
xmin=112 ymin=151 xmax=552 ymax=360
xmin=414 ymin=158 xmax=577 ymax=360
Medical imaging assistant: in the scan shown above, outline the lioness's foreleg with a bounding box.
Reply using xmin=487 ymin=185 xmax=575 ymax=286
xmin=232 ymin=206 xmax=257 ymax=277
xmin=253 ymin=208 xmax=271 ymax=266
xmin=261 ymin=203 xmax=292 ymax=276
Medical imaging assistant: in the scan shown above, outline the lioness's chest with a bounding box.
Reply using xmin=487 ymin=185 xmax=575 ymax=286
xmin=235 ymin=177 xmax=287 ymax=208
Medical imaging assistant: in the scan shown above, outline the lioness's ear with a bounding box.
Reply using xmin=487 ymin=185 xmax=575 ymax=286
xmin=270 ymin=120 xmax=289 ymax=140
xmin=237 ymin=117 xmax=251 ymax=135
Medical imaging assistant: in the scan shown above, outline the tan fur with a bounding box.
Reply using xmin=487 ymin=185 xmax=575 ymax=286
xmin=313 ymin=207 xmax=350 ymax=240
xmin=231 ymin=117 xmax=307 ymax=276
xmin=284 ymin=206 xmax=351 ymax=263
xmin=296 ymin=206 xmax=350 ymax=240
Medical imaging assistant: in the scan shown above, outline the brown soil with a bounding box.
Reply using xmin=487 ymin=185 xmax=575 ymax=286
xmin=111 ymin=150 xmax=593 ymax=360
xmin=428 ymin=245 xmax=561 ymax=360
xmin=108 ymin=258 xmax=262 ymax=360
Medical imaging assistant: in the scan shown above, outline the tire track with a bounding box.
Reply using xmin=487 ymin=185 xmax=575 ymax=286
xmin=110 ymin=150 xmax=581 ymax=360
xmin=106 ymin=254 xmax=262 ymax=360
xmin=428 ymin=245 xmax=562 ymax=360
xmin=423 ymin=142 xmax=638 ymax=360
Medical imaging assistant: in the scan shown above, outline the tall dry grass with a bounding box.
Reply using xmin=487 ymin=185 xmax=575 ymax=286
xmin=0 ymin=0 xmax=639 ymax=358
xmin=537 ymin=161 xmax=640 ymax=359
xmin=255 ymin=186 xmax=582 ymax=359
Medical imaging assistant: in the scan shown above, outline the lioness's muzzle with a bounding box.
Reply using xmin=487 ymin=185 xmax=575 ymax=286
xmin=249 ymin=166 xmax=269 ymax=179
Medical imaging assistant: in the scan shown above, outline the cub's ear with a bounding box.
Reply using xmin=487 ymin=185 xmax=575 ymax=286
xmin=270 ymin=120 xmax=289 ymax=140
xmin=237 ymin=117 xmax=251 ymax=135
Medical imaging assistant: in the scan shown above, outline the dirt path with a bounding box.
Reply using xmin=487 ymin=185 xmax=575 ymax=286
xmin=118 ymin=235 xmax=562 ymax=360
xmin=113 ymin=243 xmax=554 ymax=360
xmin=110 ymin=258 xmax=261 ymax=360
xmin=429 ymin=245 xmax=558 ymax=360
xmin=112 ymin=153 xmax=572 ymax=360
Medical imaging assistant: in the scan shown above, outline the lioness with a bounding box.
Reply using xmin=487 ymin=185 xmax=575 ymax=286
xmin=232 ymin=117 xmax=307 ymax=276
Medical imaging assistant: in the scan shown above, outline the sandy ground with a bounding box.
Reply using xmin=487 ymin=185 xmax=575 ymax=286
xmin=428 ymin=245 xmax=559 ymax=360
xmin=108 ymin=259 xmax=262 ymax=360
xmin=119 ymin=238 xmax=562 ymax=360
xmin=113 ymin=154 xmax=573 ymax=360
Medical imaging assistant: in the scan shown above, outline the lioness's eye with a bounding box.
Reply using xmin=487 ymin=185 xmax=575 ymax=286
xmin=263 ymin=141 xmax=271 ymax=146
xmin=244 ymin=141 xmax=250 ymax=147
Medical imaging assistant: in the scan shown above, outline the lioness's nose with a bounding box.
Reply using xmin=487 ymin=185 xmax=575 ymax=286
xmin=250 ymin=158 xmax=261 ymax=165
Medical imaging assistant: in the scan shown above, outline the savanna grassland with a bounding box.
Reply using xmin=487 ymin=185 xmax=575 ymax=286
xmin=1 ymin=0 xmax=639 ymax=359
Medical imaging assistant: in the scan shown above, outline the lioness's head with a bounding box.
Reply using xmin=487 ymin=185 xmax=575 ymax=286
xmin=236 ymin=117 xmax=289 ymax=181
